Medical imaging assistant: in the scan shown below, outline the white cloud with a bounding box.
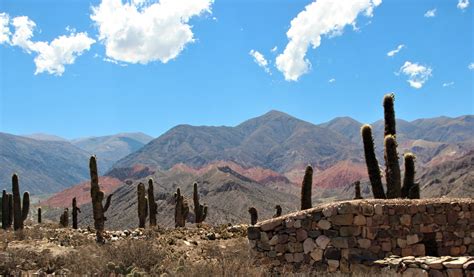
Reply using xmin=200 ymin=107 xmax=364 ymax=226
xmin=249 ymin=49 xmax=270 ymax=74
xmin=457 ymin=0 xmax=469 ymax=10
xmin=424 ymin=9 xmax=436 ymax=18
xmin=468 ymin=62 xmax=474 ymax=70
xmin=442 ymin=82 xmax=454 ymax=87
xmin=329 ymin=78 xmax=336 ymax=83
xmin=8 ymin=16 xmax=95 ymax=76
xmin=270 ymin=46 xmax=278 ymax=53
xmin=387 ymin=44 xmax=404 ymax=57
xmin=91 ymin=0 xmax=213 ymax=64
xmin=275 ymin=0 xmax=382 ymax=81
xmin=0 ymin=13 xmax=10 ymax=44
xmin=399 ymin=61 xmax=432 ymax=89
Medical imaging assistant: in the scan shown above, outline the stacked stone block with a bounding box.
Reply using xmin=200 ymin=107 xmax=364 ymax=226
xmin=248 ymin=199 xmax=474 ymax=274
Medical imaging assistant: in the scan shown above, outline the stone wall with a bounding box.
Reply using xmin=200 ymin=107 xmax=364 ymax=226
xmin=247 ymin=198 xmax=474 ymax=274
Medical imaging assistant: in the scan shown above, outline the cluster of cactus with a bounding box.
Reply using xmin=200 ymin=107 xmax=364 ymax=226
xmin=72 ymin=197 xmax=81 ymax=229
xmin=90 ymin=156 xmax=113 ymax=243
xmin=300 ymin=165 xmax=313 ymax=210
xmin=1 ymin=174 xmax=30 ymax=230
xmin=174 ymin=188 xmax=189 ymax=228
xmin=361 ymin=94 xmax=419 ymax=199
xmin=136 ymin=179 xmax=158 ymax=228
xmin=59 ymin=208 xmax=69 ymax=227
xmin=193 ymin=183 xmax=207 ymax=224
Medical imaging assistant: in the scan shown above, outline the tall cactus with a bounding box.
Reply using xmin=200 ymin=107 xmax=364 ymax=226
xmin=174 ymin=188 xmax=189 ymax=228
xmin=354 ymin=181 xmax=363 ymax=200
xmin=1 ymin=190 xmax=8 ymax=229
xmin=193 ymin=182 xmax=207 ymax=224
xmin=408 ymin=183 xmax=420 ymax=199
xmin=383 ymin=93 xmax=396 ymax=137
xmin=72 ymin=197 xmax=81 ymax=229
xmin=273 ymin=205 xmax=282 ymax=218
xmin=12 ymin=174 xmax=29 ymax=230
xmin=248 ymin=207 xmax=258 ymax=225
xmin=384 ymin=135 xmax=401 ymax=198
xmin=361 ymin=124 xmax=386 ymax=199
xmin=300 ymin=165 xmax=313 ymax=210
xmin=137 ymin=183 xmax=148 ymax=228
xmin=147 ymin=179 xmax=157 ymax=227
xmin=37 ymin=207 xmax=42 ymax=224
xmin=7 ymin=194 xmax=13 ymax=227
xmin=90 ymin=156 xmax=113 ymax=243
xmin=401 ymin=153 xmax=416 ymax=198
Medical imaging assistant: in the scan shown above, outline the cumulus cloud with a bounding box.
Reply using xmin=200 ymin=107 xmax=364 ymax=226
xmin=387 ymin=44 xmax=404 ymax=57
xmin=249 ymin=49 xmax=270 ymax=74
xmin=91 ymin=0 xmax=213 ymax=64
xmin=457 ymin=0 xmax=469 ymax=10
xmin=424 ymin=9 xmax=436 ymax=18
xmin=8 ymin=16 xmax=95 ymax=76
xmin=399 ymin=61 xmax=432 ymax=89
xmin=270 ymin=46 xmax=278 ymax=53
xmin=468 ymin=62 xmax=474 ymax=70
xmin=275 ymin=0 xmax=382 ymax=81
xmin=442 ymin=82 xmax=454 ymax=87
xmin=0 ymin=13 xmax=10 ymax=44
xmin=329 ymin=78 xmax=336 ymax=83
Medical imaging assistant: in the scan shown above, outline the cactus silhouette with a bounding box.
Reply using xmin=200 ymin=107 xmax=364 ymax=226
xmin=72 ymin=197 xmax=81 ymax=229
xmin=174 ymin=188 xmax=189 ymax=228
xmin=90 ymin=156 xmax=113 ymax=243
xmin=361 ymin=124 xmax=386 ymax=199
xmin=7 ymin=194 xmax=13 ymax=227
xmin=401 ymin=153 xmax=416 ymax=198
xmin=354 ymin=181 xmax=363 ymax=200
xmin=193 ymin=182 xmax=207 ymax=224
xmin=12 ymin=174 xmax=30 ymax=230
xmin=59 ymin=208 xmax=69 ymax=228
xmin=248 ymin=207 xmax=258 ymax=225
xmin=147 ymin=179 xmax=158 ymax=227
xmin=300 ymin=165 xmax=313 ymax=210
xmin=37 ymin=207 xmax=42 ymax=224
xmin=383 ymin=93 xmax=396 ymax=137
xmin=1 ymin=190 xmax=9 ymax=229
xmin=408 ymin=183 xmax=420 ymax=199
xmin=137 ymin=183 xmax=148 ymax=228
xmin=273 ymin=205 xmax=282 ymax=218
xmin=384 ymin=135 xmax=401 ymax=198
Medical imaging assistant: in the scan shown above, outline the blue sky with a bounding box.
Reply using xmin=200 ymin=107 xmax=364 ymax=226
xmin=0 ymin=0 xmax=472 ymax=139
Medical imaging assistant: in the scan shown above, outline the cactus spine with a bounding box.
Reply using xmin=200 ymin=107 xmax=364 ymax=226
xmin=174 ymin=188 xmax=189 ymax=228
xmin=300 ymin=165 xmax=313 ymax=210
xmin=72 ymin=197 xmax=81 ymax=229
xmin=137 ymin=183 xmax=148 ymax=228
xmin=401 ymin=153 xmax=416 ymax=198
xmin=193 ymin=182 xmax=207 ymax=224
xmin=384 ymin=135 xmax=401 ymax=198
xmin=59 ymin=208 xmax=69 ymax=227
xmin=248 ymin=207 xmax=258 ymax=225
xmin=273 ymin=205 xmax=282 ymax=218
xmin=354 ymin=181 xmax=363 ymax=199
xmin=361 ymin=124 xmax=386 ymax=199
xmin=147 ymin=179 xmax=158 ymax=227
xmin=90 ymin=156 xmax=113 ymax=243
xmin=37 ymin=207 xmax=42 ymax=224
xmin=12 ymin=174 xmax=29 ymax=230
xmin=383 ymin=93 xmax=396 ymax=137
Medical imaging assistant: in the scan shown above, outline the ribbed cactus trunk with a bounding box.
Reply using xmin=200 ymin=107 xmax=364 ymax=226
xmin=401 ymin=153 xmax=416 ymax=198
xmin=273 ymin=205 xmax=282 ymax=218
xmin=383 ymin=93 xmax=396 ymax=137
xmin=174 ymin=188 xmax=189 ymax=228
xmin=248 ymin=207 xmax=258 ymax=225
xmin=300 ymin=165 xmax=313 ymax=210
xmin=408 ymin=183 xmax=420 ymax=199
xmin=361 ymin=124 xmax=386 ymax=199
xmin=1 ymin=190 xmax=8 ymax=229
xmin=137 ymin=183 xmax=148 ymax=228
xmin=354 ymin=181 xmax=363 ymax=200
xmin=72 ymin=197 xmax=81 ymax=229
xmin=384 ymin=135 xmax=401 ymax=198
xmin=12 ymin=174 xmax=29 ymax=230
xmin=7 ymin=194 xmax=13 ymax=227
xmin=147 ymin=179 xmax=157 ymax=227
xmin=37 ymin=207 xmax=42 ymax=224
xmin=22 ymin=192 xmax=29 ymax=222
xmin=90 ymin=156 xmax=113 ymax=243
xmin=60 ymin=208 xmax=69 ymax=227
xmin=193 ymin=182 xmax=207 ymax=224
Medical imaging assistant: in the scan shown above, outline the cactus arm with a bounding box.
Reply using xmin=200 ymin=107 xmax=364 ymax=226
xmin=103 ymin=194 xmax=113 ymax=212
